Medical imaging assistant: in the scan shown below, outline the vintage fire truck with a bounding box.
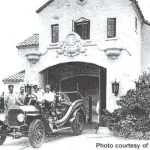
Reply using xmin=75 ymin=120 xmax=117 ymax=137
xmin=0 ymin=91 xmax=86 ymax=148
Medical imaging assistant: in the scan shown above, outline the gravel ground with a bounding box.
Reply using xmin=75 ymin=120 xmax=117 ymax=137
xmin=0 ymin=125 xmax=150 ymax=150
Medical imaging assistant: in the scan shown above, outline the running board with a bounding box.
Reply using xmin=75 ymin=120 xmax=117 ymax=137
xmin=52 ymin=127 xmax=71 ymax=133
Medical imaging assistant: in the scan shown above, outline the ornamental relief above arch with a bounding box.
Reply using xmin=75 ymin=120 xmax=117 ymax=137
xmin=56 ymin=32 xmax=87 ymax=57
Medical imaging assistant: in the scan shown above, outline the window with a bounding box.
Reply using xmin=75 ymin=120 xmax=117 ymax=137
xmin=135 ymin=17 xmax=137 ymax=31
xmin=74 ymin=17 xmax=90 ymax=40
xmin=107 ymin=18 xmax=116 ymax=38
xmin=51 ymin=24 xmax=59 ymax=43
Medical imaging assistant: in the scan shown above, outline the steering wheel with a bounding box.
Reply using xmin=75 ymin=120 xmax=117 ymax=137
xmin=28 ymin=94 xmax=37 ymax=105
xmin=43 ymin=100 xmax=55 ymax=109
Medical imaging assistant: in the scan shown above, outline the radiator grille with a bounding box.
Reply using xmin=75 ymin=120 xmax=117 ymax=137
xmin=8 ymin=109 xmax=24 ymax=126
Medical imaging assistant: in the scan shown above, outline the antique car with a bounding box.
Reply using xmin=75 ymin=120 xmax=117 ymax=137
xmin=0 ymin=91 xmax=86 ymax=148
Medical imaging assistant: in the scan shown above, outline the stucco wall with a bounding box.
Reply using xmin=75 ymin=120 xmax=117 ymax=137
xmin=141 ymin=23 xmax=150 ymax=72
xmin=38 ymin=0 xmax=142 ymax=76
xmin=24 ymin=0 xmax=143 ymax=112
xmin=18 ymin=46 xmax=39 ymax=71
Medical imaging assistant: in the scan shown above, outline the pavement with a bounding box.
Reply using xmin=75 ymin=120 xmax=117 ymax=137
xmin=0 ymin=124 xmax=150 ymax=150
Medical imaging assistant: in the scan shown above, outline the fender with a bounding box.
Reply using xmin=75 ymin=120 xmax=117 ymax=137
xmin=0 ymin=122 xmax=9 ymax=136
xmin=69 ymin=108 xmax=80 ymax=124
xmin=55 ymin=101 xmax=83 ymax=126
xmin=0 ymin=121 xmax=7 ymax=129
xmin=69 ymin=106 xmax=86 ymax=124
xmin=26 ymin=114 xmax=52 ymax=133
xmin=0 ymin=120 xmax=3 ymax=125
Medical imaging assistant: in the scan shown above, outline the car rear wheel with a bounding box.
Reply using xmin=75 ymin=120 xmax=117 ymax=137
xmin=29 ymin=119 xmax=45 ymax=148
xmin=0 ymin=134 xmax=6 ymax=145
xmin=72 ymin=112 xmax=84 ymax=135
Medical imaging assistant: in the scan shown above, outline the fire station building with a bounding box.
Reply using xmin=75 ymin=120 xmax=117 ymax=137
xmin=3 ymin=0 xmax=150 ymax=120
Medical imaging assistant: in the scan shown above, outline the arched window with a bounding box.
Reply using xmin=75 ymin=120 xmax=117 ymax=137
xmin=73 ymin=17 xmax=90 ymax=40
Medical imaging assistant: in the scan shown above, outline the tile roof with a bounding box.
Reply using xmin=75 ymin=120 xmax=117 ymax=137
xmin=130 ymin=0 xmax=144 ymax=20
xmin=36 ymin=0 xmax=150 ymax=25
xmin=36 ymin=0 xmax=54 ymax=13
xmin=16 ymin=34 xmax=39 ymax=48
xmin=2 ymin=70 xmax=25 ymax=83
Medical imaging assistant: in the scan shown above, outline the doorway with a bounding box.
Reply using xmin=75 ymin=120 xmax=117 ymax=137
xmin=41 ymin=62 xmax=107 ymax=123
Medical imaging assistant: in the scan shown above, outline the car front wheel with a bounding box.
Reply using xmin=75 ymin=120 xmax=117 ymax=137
xmin=29 ymin=119 xmax=45 ymax=148
xmin=72 ymin=112 xmax=84 ymax=135
xmin=0 ymin=134 xmax=6 ymax=145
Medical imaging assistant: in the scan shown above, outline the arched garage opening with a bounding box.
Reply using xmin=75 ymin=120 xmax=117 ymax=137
xmin=40 ymin=62 xmax=107 ymax=123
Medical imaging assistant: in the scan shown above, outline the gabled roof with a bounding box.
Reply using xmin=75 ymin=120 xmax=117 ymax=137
xmin=130 ymin=0 xmax=144 ymax=21
xmin=16 ymin=34 xmax=39 ymax=48
xmin=2 ymin=70 xmax=25 ymax=83
xmin=36 ymin=0 xmax=54 ymax=13
xmin=36 ymin=0 xmax=150 ymax=25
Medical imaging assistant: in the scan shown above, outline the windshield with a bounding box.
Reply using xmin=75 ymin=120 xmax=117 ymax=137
xmin=63 ymin=92 xmax=82 ymax=101
xmin=56 ymin=91 xmax=83 ymax=102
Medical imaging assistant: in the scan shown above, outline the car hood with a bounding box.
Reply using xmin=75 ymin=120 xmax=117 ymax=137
xmin=9 ymin=105 xmax=41 ymax=113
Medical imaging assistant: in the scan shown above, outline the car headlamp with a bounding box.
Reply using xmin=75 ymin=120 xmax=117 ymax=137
xmin=17 ymin=113 xmax=25 ymax=122
xmin=0 ymin=113 xmax=6 ymax=122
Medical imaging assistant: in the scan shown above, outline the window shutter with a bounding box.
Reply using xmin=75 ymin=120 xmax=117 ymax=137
xmin=135 ymin=17 xmax=137 ymax=30
xmin=74 ymin=19 xmax=90 ymax=40
xmin=72 ymin=20 xmax=75 ymax=32
xmin=107 ymin=18 xmax=116 ymax=38
xmin=52 ymin=24 xmax=59 ymax=43
xmin=75 ymin=23 xmax=82 ymax=38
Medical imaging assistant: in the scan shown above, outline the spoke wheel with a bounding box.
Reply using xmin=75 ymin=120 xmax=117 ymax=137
xmin=0 ymin=134 xmax=6 ymax=145
xmin=72 ymin=112 xmax=84 ymax=135
xmin=29 ymin=119 xmax=45 ymax=148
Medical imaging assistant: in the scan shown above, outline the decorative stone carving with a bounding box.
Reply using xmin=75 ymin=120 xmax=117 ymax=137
xmin=26 ymin=51 xmax=40 ymax=64
xmin=104 ymin=48 xmax=122 ymax=60
xmin=77 ymin=0 xmax=88 ymax=6
xmin=57 ymin=32 xmax=87 ymax=57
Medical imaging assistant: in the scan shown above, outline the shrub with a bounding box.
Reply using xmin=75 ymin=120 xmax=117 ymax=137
xmin=100 ymin=72 xmax=150 ymax=139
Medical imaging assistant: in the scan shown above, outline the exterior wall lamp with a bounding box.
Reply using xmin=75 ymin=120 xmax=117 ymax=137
xmin=112 ymin=79 xmax=119 ymax=96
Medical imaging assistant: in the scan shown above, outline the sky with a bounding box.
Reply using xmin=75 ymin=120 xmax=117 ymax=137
xmin=0 ymin=0 xmax=149 ymax=86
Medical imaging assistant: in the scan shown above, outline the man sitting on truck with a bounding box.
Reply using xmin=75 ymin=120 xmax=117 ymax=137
xmin=43 ymin=85 xmax=55 ymax=104
xmin=16 ymin=86 xmax=26 ymax=106
xmin=32 ymin=85 xmax=43 ymax=104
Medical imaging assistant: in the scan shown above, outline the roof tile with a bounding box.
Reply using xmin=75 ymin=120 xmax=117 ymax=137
xmin=16 ymin=34 xmax=39 ymax=48
xmin=2 ymin=70 xmax=25 ymax=83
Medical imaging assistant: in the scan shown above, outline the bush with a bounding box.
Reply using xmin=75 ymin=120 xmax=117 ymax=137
xmin=99 ymin=109 xmax=120 ymax=129
xmin=100 ymin=72 xmax=150 ymax=139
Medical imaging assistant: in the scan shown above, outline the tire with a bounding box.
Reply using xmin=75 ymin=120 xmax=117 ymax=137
xmin=72 ymin=112 xmax=84 ymax=135
xmin=0 ymin=135 xmax=6 ymax=145
xmin=29 ymin=119 xmax=45 ymax=148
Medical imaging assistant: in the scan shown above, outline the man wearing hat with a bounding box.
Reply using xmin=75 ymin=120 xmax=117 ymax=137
xmin=33 ymin=85 xmax=43 ymax=103
xmin=4 ymin=85 xmax=16 ymax=109
xmin=43 ymin=85 xmax=55 ymax=103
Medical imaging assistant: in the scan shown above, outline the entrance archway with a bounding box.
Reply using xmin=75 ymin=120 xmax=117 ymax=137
xmin=61 ymin=76 xmax=99 ymax=95
xmin=41 ymin=62 xmax=107 ymax=123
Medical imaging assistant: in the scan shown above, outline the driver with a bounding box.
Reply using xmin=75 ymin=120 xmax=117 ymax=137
xmin=43 ymin=85 xmax=55 ymax=103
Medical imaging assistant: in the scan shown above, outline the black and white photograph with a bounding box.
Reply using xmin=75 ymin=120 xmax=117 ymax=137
xmin=0 ymin=0 xmax=150 ymax=149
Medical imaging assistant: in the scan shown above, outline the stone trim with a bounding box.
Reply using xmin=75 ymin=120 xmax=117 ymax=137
xmin=26 ymin=51 xmax=41 ymax=64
